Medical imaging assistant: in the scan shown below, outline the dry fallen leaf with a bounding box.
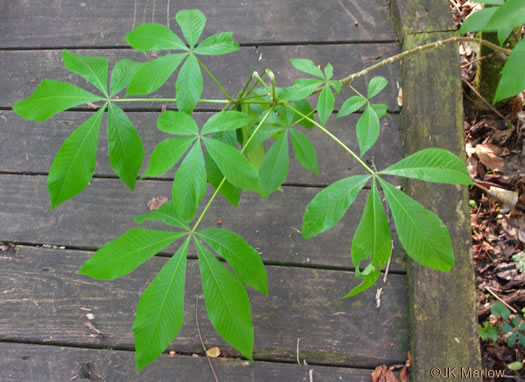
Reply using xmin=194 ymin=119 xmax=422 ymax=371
xmin=147 ymin=195 xmax=169 ymax=211
xmin=371 ymin=365 xmax=398 ymax=382
xmin=485 ymin=186 xmax=518 ymax=213
xmin=206 ymin=346 xmax=221 ymax=358
xmin=475 ymin=143 xmax=505 ymax=173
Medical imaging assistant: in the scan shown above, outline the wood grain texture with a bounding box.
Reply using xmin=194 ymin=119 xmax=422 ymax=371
xmin=1 ymin=111 xmax=402 ymax=186
xmin=2 ymin=44 xmax=401 ymax=111
xmin=0 ymin=0 xmax=396 ymax=48
xmin=0 ymin=174 xmax=406 ymax=271
xmin=0 ymin=342 xmax=377 ymax=381
xmin=398 ymin=30 xmax=481 ymax=380
xmin=0 ymin=246 xmax=408 ymax=367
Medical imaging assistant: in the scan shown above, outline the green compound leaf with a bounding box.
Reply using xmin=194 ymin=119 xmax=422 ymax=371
xmin=491 ymin=301 xmax=511 ymax=320
xmin=125 ymin=24 xmax=188 ymax=51
xmin=78 ymin=229 xmax=188 ymax=280
xmin=371 ymin=104 xmax=389 ymax=119
xmin=134 ymin=201 xmax=190 ymax=230
xmin=342 ymin=267 xmax=381 ymax=298
xmin=290 ymin=58 xmax=324 ymax=79
xmin=195 ymin=239 xmax=254 ymax=360
xmin=459 ymin=7 xmax=498 ymax=33
xmin=356 ymin=104 xmax=380 ymax=157
xmin=324 ymin=63 xmax=334 ymax=81
xmin=290 ymin=129 xmax=319 ymax=176
xmin=172 ymin=141 xmax=207 ymax=221
xmin=107 ymin=104 xmax=145 ymax=190
xmin=351 ymin=179 xmax=391 ymax=271
xmin=290 ymin=99 xmax=314 ymax=129
xmin=157 ymin=111 xmax=199 ymax=136
xmin=279 ymin=79 xmax=325 ymax=101
xmin=494 ymin=38 xmax=525 ymax=103
xmin=378 ymin=178 xmax=454 ymax=272
xmin=141 ymin=136 xmax=196 ymax=178
xmin=197 ymin=228 xmax=268 ymax=295
xmin=302 ymin=175 xmax=370 ymax=239
xmin=194 ymin=32 xmax=240 ymax=55
xmin=62 ymin=50 xmax=108 ymax=96
xmin=176 ymin=9 xmax=206 ymax=48
xmin=367 ymin=76 xmax=388 ymax=99
xmin=201 ymin=111 xmax=254 ymax=135
xmin=127 ymin=53 xmax=187 ymax=96
xmin=317 ymin=85 xmax=334 ymax=125
xmin=259 ymin=132 xmax=289 ymax=195
xmin=14 ymin=79 xmax=103 ymax=122
xmin=380 ymin=148 xmax=473 ymax=185
xmin=336 ymin=96 xmax=367 ymax=119
xmin=176 ymin=54 xmax=203 ymax=114
xmin=484 ymin=0 xmax=525 ymax=31
xmin=110 ymin=59 xmax=144 ymax=97
xmin=47 ymin=108 xmax=105 ymax=210
xmin=203 ymin=137 xmax=260 ymax=192
xmin=133 ymin=238 xmax=189 ymax=372
xmin=206 ymin=149 xmax=242 ymax=207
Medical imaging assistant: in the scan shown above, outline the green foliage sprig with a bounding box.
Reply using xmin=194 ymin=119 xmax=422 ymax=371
xmin=14 ymin=8 xmax=509 ymax=372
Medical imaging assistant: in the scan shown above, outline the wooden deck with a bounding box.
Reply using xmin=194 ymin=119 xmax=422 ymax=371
xmin=0 ymin=1 xmax=480 ymax=380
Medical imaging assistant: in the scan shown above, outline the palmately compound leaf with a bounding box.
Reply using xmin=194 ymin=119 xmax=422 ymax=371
xmin=133 ymin=238 xmax=189 ymax=371
xmin=317 ymin=85 xmax=334 ymax=125
xmin=197 ymin=228 xmax=268 ymax=294
xmin=194 ymin=32 xmax=240 ymax=55
xmin=290 ymin=129 xmax=319 ymax=176
xmin=483 ymin=0 xmax=525 ymax=32
xmin=342 ymin=267 xmax=381 ymax=298
xmin=157 ymin=111 xmax=199 ymax=136
xmin=141 ymin=136 xmax=196 ymax=178
xmin=206 ymin=150 xmax=242 ymax=207
xmin=336 ymin=96 xmax=367 ymax=119
xmin=380 ymin=148 xmax=472 ymax=185
xmin=176 ymin=9 xmax=206 ymax=48
xmin=78 ymin=229 xmax=188 ymax=280
xmin=290 ymin=58 xmax=325 ymax=79
xmin=279 ymin=79 xmax=324 ymax=101
xmin=259 ymin=132 xmax=289 ymax=195
xmin=378 ymin=178 xmax=454 ymax=272
xmin=107 ymin=104 xmax=145 ymax=190
xmin=127 ymin=53 xmax=187 ymax=96
xmin=125 ymin=24 xmax=188 ymax=51
xmin=367 ymin=76 xmax=388 ymax=99
xmin=134 ymin=201 xmax=190 ymax=230
xmin=110 ymin=59 xmax=144 ymax=97
xmin=494 ymin=38 xmax=525 ymax=103
xmin=13 ymin=80 xmax=103 ymax=122
xmin=356 ymin=104 xmax=380 ymax=157
xmin=371 ymin=104 xmax=389 ymax=119
xmin=172 ymin=141 xmax=207 ymax=221
xmin=195 ymin=239 xmax=254 ymax=360
xmin=176 ymin=54 xmax=203 ymax=114
xmin=351 ymin=178 xmax=391 ymax=272
xmin=324 ymin=63 xmax=334 ymax=80
xmin=458 ymin=7 xmax=498 ymax=33
xmin=201 ymin=111 xmax=254 ymax=135
xmin=203 ymin=137 xmax=260 ymax=192
xmin=62 ymin=50 xmax=108 ymax=96
xmin=47 ymin=107 xmax=105 ymax=210
xmin=302 ymin=175 xmax=370 ymax=239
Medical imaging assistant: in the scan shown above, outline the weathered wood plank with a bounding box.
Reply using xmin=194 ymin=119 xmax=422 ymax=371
xmin=390 ymin=0 xmax=456 ymax=39
xmin=0 ymin=246 xmax=408 ymax=367
xmin=0 ymin=0 xmax=396 ymax=48
xmin=1 ymin=342 xmax=376 ymax=382
xmin=394 ymin=18 xmax=481 ymax=382
xmin=0 ymin=175 xmax=406 ymax=271
xmin=1 ymin=111 xmax=402 ymax=186
xmin=2 ymin=45 xmax=401 ymax=111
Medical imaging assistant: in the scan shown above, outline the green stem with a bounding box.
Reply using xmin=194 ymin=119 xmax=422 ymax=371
xmin=190 ymin=107 xmax=276 ymax=234
xmin=110 ymin=98 xmax=230 ymax=104
xmin=195 ymin=55 xmax=233 ymax=101
xmin=284 ymin=104 xmax=375 ymax=175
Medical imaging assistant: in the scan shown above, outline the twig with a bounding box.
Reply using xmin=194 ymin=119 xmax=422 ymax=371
xmin=296 ymin=338 xmax=301 ymax=365
xmin=461 ymin=52 xmax=496 ymax=69
xmin=196 ymin=296 xmax=220 ymax=382
xmin=485 ymin=286 xmax=518 ymax=314
xmin=479 ymin=289 xmax=525 ymax=317
xmin=462 ymin=79 xmax=507 ymax=121
xmin=383 ymin=243 xmax=393 ymax=284
xmin=448 ymin=0 xmax=464 ymax=23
